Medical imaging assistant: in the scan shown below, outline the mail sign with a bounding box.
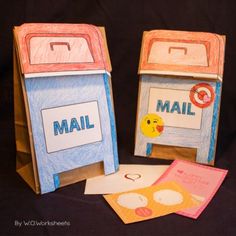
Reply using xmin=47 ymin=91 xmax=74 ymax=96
xmin=41 ymin=101 xmax=102 ymax=153
xmin=148 ymin=88 xmax=202 ymax=129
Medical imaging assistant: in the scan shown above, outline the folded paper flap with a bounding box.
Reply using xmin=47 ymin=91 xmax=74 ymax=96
xmin=17 ymin=162 xmax=40 ymax=194
xmin=15 ymin=23 xmax=111 ymax=75
xmin=139 ymin=30 xmax=225 ymax=81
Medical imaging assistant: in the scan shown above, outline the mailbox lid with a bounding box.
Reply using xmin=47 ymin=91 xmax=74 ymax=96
xmin=14 ymin=23 xmax=111 ymax=76
xmin=139 ymin=30 xmax=225 ymax=81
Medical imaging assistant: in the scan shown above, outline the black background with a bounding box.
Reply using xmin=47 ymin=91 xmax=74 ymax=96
xmin=1 ymin=0 xmax=236 ymax=235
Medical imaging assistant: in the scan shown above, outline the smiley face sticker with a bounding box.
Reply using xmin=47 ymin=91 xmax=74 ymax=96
xmin=140 ymin=113 xmax=164 ymax=138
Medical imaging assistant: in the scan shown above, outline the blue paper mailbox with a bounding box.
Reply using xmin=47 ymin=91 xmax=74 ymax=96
xmin=134 ymin=30 xmax=225 ymax=165
xmin=14 ymin=23 xmax=119 ymax=194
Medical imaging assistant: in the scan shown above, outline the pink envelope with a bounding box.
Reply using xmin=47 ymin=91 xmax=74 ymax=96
xmin=153 ymin=160 xmax=228 ymax=219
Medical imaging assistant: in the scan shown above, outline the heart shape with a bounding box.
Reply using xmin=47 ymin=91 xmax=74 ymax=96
xmin=177 ymin=170 xmax=183 ymax=174
xmin=124 ymin=173 xmax=142 ymax=182
xmin=203 ymin=94 xmax=211 ymax=103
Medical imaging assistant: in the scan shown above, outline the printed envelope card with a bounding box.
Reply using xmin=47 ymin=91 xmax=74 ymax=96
xmin=153 ymin=160 xmax=228 ymax=219
xmin=85 ymin=164 xmax=169 ymax=194
xmin=104 ymin=181 xmax=198 ymax=224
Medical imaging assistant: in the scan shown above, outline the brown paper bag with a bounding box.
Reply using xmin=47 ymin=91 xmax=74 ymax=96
xmin=14 ymin=23 xmax=117 ymax=194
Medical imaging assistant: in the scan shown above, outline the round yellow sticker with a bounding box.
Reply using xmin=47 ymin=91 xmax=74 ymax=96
xmin=140 ymin=113 xmax=164 ymax=138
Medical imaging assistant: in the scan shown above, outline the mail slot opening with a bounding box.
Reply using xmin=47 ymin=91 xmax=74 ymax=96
xmin=58 ymin=162 xmax=104 ymax=188
xmin=147 ymin=143 xmax=197 ymax=162
xmin=147 ymin=40 xmax=209 ymax=67
xmin=29 ymin=36 xmax=94 ymax=64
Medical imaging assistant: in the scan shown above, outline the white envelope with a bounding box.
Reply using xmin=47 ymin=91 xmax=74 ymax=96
xmin=84 ymin=164 xmax=169 ymax=194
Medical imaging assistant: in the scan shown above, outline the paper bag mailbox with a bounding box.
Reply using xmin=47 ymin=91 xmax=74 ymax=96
xmin=134 ymin=30 xmax=225 ymax=165
xmin=14 ymin=23 xmax=119 ymax=194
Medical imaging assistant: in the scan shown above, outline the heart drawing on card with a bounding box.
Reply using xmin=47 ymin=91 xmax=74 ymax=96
xmin=177 ymin=170 xmax=184 ymax=174
xmin=124 ymin=173 xmax=142 ymax=182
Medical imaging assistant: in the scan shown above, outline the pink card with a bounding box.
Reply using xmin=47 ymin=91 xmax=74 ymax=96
xmin=153 ymin=160 xmax=228 ymax=219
